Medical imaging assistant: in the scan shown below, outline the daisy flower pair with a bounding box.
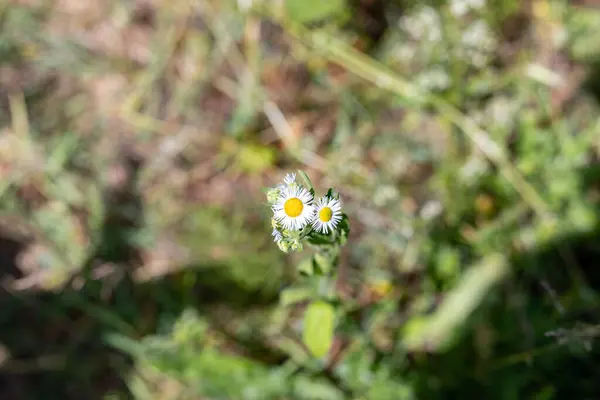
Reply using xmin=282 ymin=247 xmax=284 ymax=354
xmin=270 ymin=173 xmax=342 ymax=239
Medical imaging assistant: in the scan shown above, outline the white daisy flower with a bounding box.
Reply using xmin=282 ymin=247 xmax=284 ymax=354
xmin=272 ymin=228 xmax=283 ymax=242
xmin=312 ymin=196 xmax=342 ymax=234
xmin=283 ymin=173 xmax=296 ymax=185
xmin=272 ymin=185 xmax=315 ymax=231
xmin=276 ymin=173 xmax=298 ymax=192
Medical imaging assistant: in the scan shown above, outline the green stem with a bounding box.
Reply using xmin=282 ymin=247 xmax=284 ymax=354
xmin=299 ymin=226 xmax=314 ymax=240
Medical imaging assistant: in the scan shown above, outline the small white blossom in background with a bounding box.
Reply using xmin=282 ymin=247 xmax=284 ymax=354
xmin=485 ymin=96 xmax=518 ymax=127
xmin=237 ymin=0 xmax=252 ymax=11
xmin=458 ymin=19 xmax=496 ymax=68
xmin=399 ymin=6 xmax=442 ymax=43
xmin=449 ymin=0 xmax=486 ymax=18
xmin=460 ymin=154 xmax=489 ymax=184
xmin=373 ymin=185 xmax=400 ymax=207
xmin=462 ymin=20 xmax=494 ymax=49
xmin=393 ymin=43 xmax=417 ymax=63
xmin=420 ymin=200 xmax=443 ymax=220
xmin=400 ymin=225 xmax=414 ymax=239
xmin=416 ymin=66 xmax=451 ymax=91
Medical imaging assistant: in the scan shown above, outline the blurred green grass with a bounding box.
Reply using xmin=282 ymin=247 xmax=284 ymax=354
xmin=1 ymin=0 xmax=600 ymax=398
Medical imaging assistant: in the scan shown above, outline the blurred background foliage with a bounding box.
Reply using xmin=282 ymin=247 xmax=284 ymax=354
xmin=1 ymin=0 xmax=600 ymax=398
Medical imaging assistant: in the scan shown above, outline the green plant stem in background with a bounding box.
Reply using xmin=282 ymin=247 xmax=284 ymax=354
xmin=403 ymin=253 xmax=509 ymax=352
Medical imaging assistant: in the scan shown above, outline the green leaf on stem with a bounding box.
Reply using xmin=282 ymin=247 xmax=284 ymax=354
xmin=298 ymin=257 xmax=315 ymax=276
xmin=313 ymin=253 xmax=333 ymax=275
xmin=298 ymin=169 xmax=314 ymax=192
xmin=303 ymin=300 xmax=336 ymax=358
xmin=338 ymin=214 xmax=350 ymax=245
xmin=325 ymin=187 xmax=339 ymax=200
xmin=285 ymin=0 xmax=347 ymax=24
xmin=307 ymin=232 xmax=334 ymax=246
xmin=280 ymin=286 xmax=313 ymax=306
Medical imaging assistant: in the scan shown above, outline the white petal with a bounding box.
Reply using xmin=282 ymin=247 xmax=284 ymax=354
xmin=283 ymin=173 xmax=296 ymax=185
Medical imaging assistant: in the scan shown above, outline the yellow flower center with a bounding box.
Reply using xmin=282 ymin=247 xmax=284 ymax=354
xmin=284 ymin=198 xmax=303 ymax=217
xmin=319 ymin=207 xmax=333 ymax=222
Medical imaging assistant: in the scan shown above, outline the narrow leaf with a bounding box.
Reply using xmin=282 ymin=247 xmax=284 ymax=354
xmin=280 ymin=286 xmax=313 ymax=306
xmin=285 ymin=0 xmax=347 ymax=24
xmin=298 ymin=169 xmax=314 ymax=192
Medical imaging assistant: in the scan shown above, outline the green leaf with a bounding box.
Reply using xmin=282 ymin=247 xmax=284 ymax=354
xmin=281 ymin=286 xmax=313 ymax=306
xmin=298 ymin=257 xmax=315 ymax=276
xmin=339 ymin=214 xmax=350 ymax=233
xmin=297 ymin=169 xmax=314 ymax=192
xmin=313 ymin=253 xmax=332 ymax=275
xmin=337 ymin=214 xmax=350 ymax=245
xmin=104 ymin=333 xmax=145 ymax=358
xmin=307 ymin=231 xmax=334 ymax=246
xmin=325 ymin=187 xmax=339 ymax=200
xmin=402 ymin=254 xmax=508 ymax=352
xmin=436 ymin=246 xmax=461 ymax=281
xmin=285 ymin=0 xmax=347 ymax=24
xmin=303 ymin=300 xmax=336 ymax=358
xmin=293 ymin=375 xmax=344 ymax=400
xmin=335 ymin=344 xmax=375 ymax=392
xmin=367 ymin=378 xmax=414 ymax=400
xmin=47 ymin=131 xmax=80 ymax=176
